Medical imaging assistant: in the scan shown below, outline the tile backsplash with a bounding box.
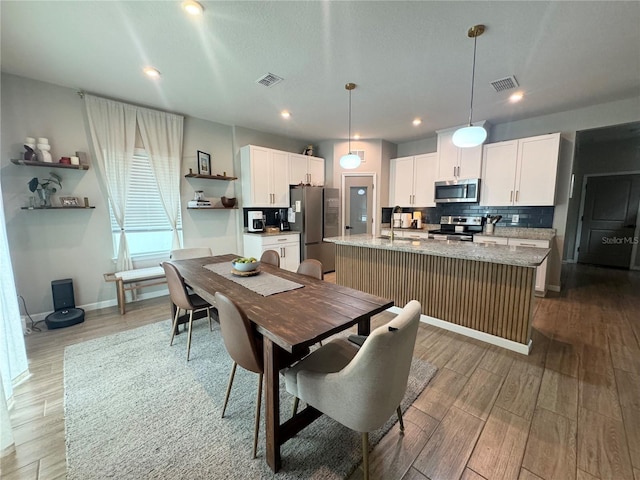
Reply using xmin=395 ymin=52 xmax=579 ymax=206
xmin=382 ymin=204 xmax=554 ymax=228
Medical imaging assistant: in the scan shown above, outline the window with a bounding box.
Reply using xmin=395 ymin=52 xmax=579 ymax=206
xmin=110 ymin=151 xmax=182 ymax=258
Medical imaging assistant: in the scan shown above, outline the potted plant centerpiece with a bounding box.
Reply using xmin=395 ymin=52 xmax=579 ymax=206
xmin=28 ymin=172 xmax=62 ymax=207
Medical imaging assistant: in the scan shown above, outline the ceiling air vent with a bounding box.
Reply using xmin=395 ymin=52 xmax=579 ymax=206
xmin=490 ymin=75 xmax=519 ymax=92
xmin=256 ymin=73 xmax=284 ymax=87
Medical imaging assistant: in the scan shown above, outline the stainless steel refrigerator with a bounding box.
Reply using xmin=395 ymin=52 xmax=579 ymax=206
xmin=290 ymin=186 xmax=339 ymax=273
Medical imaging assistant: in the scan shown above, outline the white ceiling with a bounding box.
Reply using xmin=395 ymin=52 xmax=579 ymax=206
xmin=1 ymin=1 xmax=639 ymax=145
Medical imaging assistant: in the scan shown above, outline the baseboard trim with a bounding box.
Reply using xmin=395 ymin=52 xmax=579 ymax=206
xmin=547 ymin=284 xmax=561 ymax=292
xmin=387 ymin=306 xmax=532 ymax=355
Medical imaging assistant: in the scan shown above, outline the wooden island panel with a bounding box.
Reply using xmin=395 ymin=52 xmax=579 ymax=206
xmin=335 ymin=244 xmax=535 ymax=346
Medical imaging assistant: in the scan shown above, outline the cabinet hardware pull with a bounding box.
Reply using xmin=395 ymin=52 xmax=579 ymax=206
xmin=519 ymin=243 xmax=537 ymax=247
xmin=510 ymin=191 xmax=513 ymax=202
xmin=278 ymin=238 xmax=287 ymax=242
xmin=516 ymin=190 xmax=519 ymax=202
xmin=280 ymin=247 xmax=285 ymax=257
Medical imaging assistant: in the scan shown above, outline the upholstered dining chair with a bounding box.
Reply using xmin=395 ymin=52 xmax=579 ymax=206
xmin=215 ymin=291 xmax=310 ymax=458
xmin=169 ymin=247 xmax=212 ymax=260
xmin=296 ymin=259 xmax=324 ymax=280
xmin=162 ymin=262 xmax=213 ymax=361
xmin=260 ymin=249 xmax=280 ymax=267
xmin=284 ymin=300 xmax=422 ymax=480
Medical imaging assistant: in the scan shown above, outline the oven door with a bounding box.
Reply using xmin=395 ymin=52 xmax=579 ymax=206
xmin=434 ymin=179 xmax=480 ymax=203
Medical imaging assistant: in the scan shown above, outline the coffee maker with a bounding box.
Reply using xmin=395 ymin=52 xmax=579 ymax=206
xmin=247 ymin=211 xmax=265 ymax=232
xmin=276 ymin=208 xmax=290 ymax=231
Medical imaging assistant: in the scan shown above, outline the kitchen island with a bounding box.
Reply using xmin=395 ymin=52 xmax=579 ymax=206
xmin=324 ymin=234 xmax=551 ymax=354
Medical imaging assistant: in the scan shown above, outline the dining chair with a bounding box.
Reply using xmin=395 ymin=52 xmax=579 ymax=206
xmin=296 ymin=259 xmax=324 ymax=280
xmin=169 ymin=247 xmax=212 ymax=260
xmin=215 ymin=291 xmax=310 ymax=458
xmin=162 ymin=262 xmax=213 ymax=361
xmin=260 ymin=249 xmax=280 ymax=267
xmin=284 ymin=300 xmax=422 ymax=480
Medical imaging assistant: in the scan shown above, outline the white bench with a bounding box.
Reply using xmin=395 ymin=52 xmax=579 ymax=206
xmin=103 ymin=266 xmax=166 ymax=315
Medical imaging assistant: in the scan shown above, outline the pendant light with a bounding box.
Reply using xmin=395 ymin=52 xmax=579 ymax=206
xmin=339 ymin=83 xmax=361 ymax=169
xmin=452 ymin=24 xmax=487 ymax=148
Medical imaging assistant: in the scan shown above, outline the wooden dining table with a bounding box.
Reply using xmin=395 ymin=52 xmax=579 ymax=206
xmin=169 ymin=254 xmax=393 ymax=472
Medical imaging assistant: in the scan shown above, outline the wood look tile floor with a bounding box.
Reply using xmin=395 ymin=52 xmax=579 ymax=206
xmin=2 ymin=264 xmax=639 ymax=480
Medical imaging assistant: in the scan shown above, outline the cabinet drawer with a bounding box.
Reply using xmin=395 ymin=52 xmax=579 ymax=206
xmin=508 ymin=238 xmax=550 ymax=248
xmin=261 ymin=234 xmax=300 ymax=247
xmin=473 ymin=235 xmax=509 ymax=245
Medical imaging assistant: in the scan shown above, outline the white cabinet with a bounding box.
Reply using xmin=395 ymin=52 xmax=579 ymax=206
xmin=436 ymin=127 xmax=485 ymax=181
xmin=243 ymin=233 xmax=301 ymax=272
xmin=474 ymin=235 xmax=550 ymax=295
xmin=288 ymin=153 xmax=325 ymax=186
xmin=240 ymin=145 xmax=290 ymax=207
xmin=389 ymin=153 xmax=437 ymax=207
xmin=480 ymin=133 xmax=560 ymax=207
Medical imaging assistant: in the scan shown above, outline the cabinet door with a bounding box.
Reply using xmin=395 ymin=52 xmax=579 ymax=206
xmin=473 ymin=235 xmax=509 ymax=245
xmin=413 ymin=153 xmax=438 ymax=207
xmin=280 ymin=242 xmax=300 ymax=272
xmin=390 ymin=156 xmax=415 ymax=206
xmin=508 ymin=237 xmax=551 ymax=295
xmin=271 ymin=151 xmax=290 ymax=207
xmin=458 ymin=144 xmax=483 ymax=179
xmin=437 ymin=132 xmax=459 ymax=181
xmin=248 ymin=147 xmax=273 ymax=207
xmin=288 ymin=153 xmax=308 ymax=186
xmin=307 ymin=156 xmax=325 ymax=186
xmin=480 ymin=140 xmax=518 ymax=206
xmin=515 ymin=133 xmax=560 ymax=206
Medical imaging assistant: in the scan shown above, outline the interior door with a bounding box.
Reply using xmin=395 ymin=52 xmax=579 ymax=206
xmin=344 ymin=176 xmax=374 ymax=235
xmin=578 ymin=174 xmax=640 ymax=268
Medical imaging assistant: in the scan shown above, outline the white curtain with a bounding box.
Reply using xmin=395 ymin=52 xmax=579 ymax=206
xmin=84 ymin=94 xmax=137 ymax=272
xmin=0 ymin=182 xmax=29 ymax=456
xmin=137 ymin=107 xmax=184 ymax=250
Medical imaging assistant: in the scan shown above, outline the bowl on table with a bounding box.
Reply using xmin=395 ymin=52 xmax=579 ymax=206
xmin=231 ymin=258 xmax=260 ymax=272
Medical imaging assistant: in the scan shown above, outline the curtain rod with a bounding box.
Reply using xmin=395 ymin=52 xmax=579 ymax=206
xmin=76 ymin=90 xmax=184 ymax=118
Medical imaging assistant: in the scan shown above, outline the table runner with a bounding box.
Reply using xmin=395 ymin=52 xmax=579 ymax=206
xmin=204 ymin=263 xmax=304 ymax=296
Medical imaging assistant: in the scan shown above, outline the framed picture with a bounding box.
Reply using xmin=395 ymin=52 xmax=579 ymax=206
xmin=197 ymin=151 xmax=211 ymax=175
xmin=60 ymin=196 xmax=79 ymax=207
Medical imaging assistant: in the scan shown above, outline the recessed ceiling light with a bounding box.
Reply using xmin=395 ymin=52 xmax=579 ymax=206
xmin=182 ymin=0 xmax=204 ymax=16
xmin=353 ymin=134 xmax=360 ymax=140
xmin=509 ymin=91 xmax=524 ymax=103
xmin=281 ymin=111 xmax=291 ymax=119
xmin=143 ymin=67 xmax=161 ymax=78
xmin=413 ymin=118 xmax=422 ymax=126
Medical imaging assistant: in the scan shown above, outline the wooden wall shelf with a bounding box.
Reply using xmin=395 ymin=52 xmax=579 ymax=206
xmin=11 ymin=159 xmax=90 ymax=170
xmin=21 ymin=206 xmax=95 ymax=210
xmin=184 ymin=173 xmax=237 ymax=181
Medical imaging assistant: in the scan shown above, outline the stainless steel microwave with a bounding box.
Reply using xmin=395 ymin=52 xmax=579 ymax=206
xmin=434 ymin=178 xmax=480 ymax=203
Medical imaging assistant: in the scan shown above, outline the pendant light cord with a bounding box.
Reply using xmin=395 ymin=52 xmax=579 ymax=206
xmin=347 ymin=87 xmax=352 ymax=153
xmin=468 ymin=33 xmax=478 ymax=127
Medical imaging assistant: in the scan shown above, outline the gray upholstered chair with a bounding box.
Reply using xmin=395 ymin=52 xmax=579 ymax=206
xmin=162 ymin=262 xmax=212 ymax=361
xmin=169 ymin=247 xmax=212 ymax=260
xmin=260 ymin=249 xmax=280 ymax=267
xmin=284 ymin=300 xmax=422 ymax=480
xmin=296 ymin=259 xmax=324 ymax=280
xmin=215 ymin=291 xmax=310 ymax=458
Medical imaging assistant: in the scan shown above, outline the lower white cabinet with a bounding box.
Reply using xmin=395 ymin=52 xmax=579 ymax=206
xmin=243 ymin=233 xmax=300 ymax=272
xmin=474 ymin=235 xmax=550 ymax=295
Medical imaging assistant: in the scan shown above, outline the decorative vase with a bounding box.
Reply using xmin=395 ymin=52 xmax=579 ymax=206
xmin=36 ymin=189 xmax=52 ymax=207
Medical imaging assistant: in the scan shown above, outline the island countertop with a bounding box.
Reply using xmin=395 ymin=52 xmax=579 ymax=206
xmin=324 ymin=234 xmax=550 ymax=267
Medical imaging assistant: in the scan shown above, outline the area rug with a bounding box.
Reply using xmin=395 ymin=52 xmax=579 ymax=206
xmin=64 ymin=319 xmax=437 ymax=479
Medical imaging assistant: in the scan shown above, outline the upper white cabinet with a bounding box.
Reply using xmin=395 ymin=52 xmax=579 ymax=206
xmin=389 ymin=153 xmax=437 ymax=207
xmin=240 ymin=145 xmax=290 ymax=207
xmin=288 ymin=153 xmax=325 ymax=186
xmin=436 ymin=125 xmax=487 ymax=181
xmin=480 ymin=133 xmax=560 ymax=207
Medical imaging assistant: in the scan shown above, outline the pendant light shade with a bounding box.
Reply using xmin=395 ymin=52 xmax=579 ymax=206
xmin=453 ymin=24 xmax=487 ymax=149
xmin=339 ymin=83 xmax=361 ymax=169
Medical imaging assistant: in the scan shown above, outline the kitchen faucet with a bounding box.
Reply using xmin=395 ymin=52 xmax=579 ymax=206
xmin=390 ymin=205 xmax=402 ymax=241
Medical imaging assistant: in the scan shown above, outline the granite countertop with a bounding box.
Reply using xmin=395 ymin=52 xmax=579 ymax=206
xmin=476 ymin=227 xmax=556 ymax=241
xmin=324 ymin=234 xmax=550 ymax=267
xmin=243 ymin=230 xmax=300 ymax=237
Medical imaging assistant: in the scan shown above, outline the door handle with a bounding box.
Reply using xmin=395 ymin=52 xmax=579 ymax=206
xmin=345 ymin=225 xmax=352 ymax=230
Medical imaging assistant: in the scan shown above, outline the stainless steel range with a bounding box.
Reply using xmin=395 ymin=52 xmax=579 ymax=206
xmin=428 ymin=215 xmax=485 ymax=242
